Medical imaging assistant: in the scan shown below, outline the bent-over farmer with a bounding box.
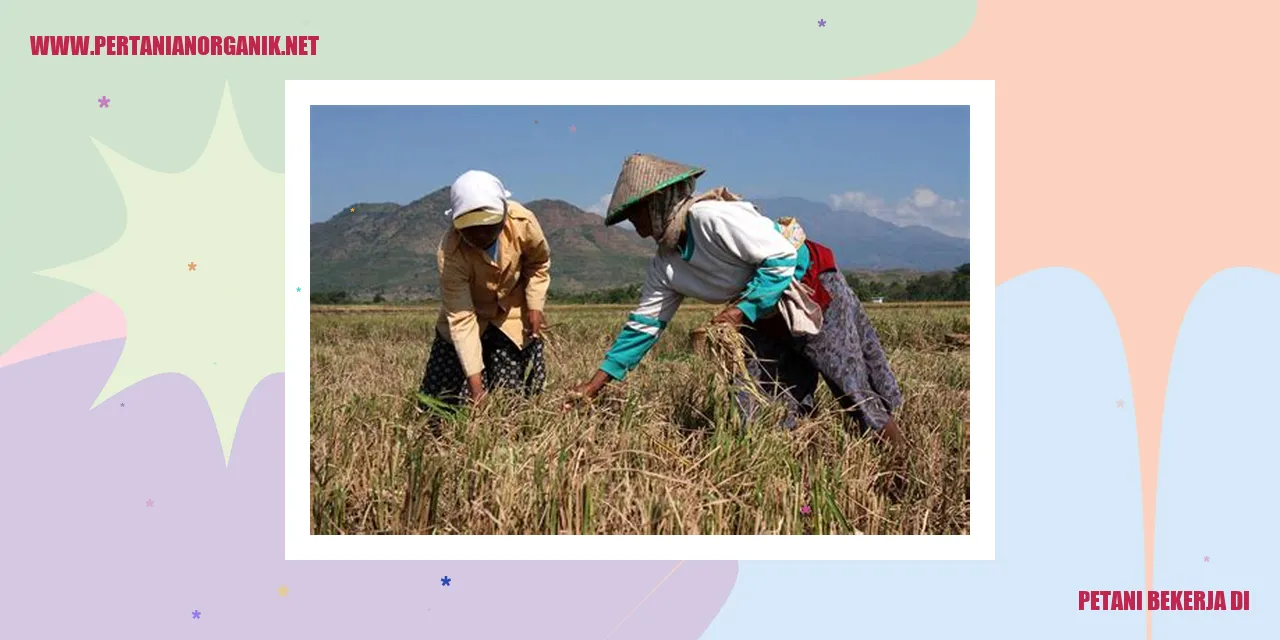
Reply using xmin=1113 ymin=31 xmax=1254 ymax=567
xmin=566 ymin=154 xmax=905 ymax=445
xmin=417 ymin=170 xmax=551 ymax=407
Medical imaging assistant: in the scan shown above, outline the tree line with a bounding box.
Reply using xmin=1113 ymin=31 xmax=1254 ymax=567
xmin=311 ymin=263 xmax=970 ymax=305
xmin=845 ymin=263 xmax=969 ymax=302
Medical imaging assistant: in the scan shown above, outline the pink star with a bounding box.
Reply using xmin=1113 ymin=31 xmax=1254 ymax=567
xmin=1116 ymin=399 xmax=1125 ymax=408
xmin=569 ymin=125 xmax=576 ymax=133
xmin=146 ymin=499 xmax=154 ymax=507
xmin=1204 ymin=556 xmax=1210 ymax=562
xmin=800 ymin=504 xmax=812 ymax=515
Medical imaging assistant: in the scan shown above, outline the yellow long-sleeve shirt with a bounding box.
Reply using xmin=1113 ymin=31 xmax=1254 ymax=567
xmin=435 ymin=200 xmax=550 ymax=377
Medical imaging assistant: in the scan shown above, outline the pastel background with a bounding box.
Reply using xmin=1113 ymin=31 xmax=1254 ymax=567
xmin=2 ymin=1 xmax=1276 ymax=637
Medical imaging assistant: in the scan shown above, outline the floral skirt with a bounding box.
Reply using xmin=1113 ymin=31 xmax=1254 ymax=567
xmin=418 ymin=326 xmax=547 ymax=407
xmin=735 ymin=271 xmax=902 ymax=432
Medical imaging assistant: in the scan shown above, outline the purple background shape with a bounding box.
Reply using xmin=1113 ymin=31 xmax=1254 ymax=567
xmin=0 ymin=340 xmax=738 ymax=638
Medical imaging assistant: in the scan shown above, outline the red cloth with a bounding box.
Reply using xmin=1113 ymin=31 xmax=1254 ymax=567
xmin=801 ymin=240 xmax=838 ymax=310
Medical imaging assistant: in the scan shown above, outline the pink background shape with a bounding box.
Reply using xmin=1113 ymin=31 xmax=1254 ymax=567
xmin=0 ymin=293 xmax=125 ymax=368
xmin=870 ymin=1 xmax=1280 ymax=636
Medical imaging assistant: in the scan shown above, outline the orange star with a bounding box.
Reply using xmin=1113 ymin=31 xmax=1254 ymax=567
xmin=187 ymin=262 xmax=197 ymax=271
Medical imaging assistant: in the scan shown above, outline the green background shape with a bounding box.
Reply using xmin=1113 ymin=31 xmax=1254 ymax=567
xmin=38 ymin=85 xmax=284 ymax=458
xmin=0 ymin=0 xmax=976 ymax=448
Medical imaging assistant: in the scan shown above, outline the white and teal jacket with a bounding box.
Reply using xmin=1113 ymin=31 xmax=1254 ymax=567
xmin=599 ymin=200 xmax=812 ymax=381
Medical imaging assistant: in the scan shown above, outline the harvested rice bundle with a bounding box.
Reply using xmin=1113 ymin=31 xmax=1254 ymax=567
xmin=692 ymin=322 xmax=748 ymax=379
xmin=691 ymin=318 xmax=773 ymax=410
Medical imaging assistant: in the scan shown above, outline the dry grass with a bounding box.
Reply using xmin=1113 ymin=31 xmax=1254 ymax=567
xmin=310 ymin=303 xmax=970 ymax=535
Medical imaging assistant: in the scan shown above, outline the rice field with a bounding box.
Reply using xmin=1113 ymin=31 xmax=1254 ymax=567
xmin=310 ymin=302 xmax=970 ymax=535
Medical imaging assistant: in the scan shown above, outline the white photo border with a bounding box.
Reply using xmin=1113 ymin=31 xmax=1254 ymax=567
xmin=285 ymin=80 xmax=995 ymax=561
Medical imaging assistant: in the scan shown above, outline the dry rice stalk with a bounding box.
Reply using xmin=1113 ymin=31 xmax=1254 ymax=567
xmin=695 ymin=320 xmax=771 ymax=406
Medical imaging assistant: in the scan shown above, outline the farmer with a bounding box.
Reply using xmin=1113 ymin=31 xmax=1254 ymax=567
xmin=566 ymin=154 xmax=905 ymax=445
xmin=417 ymin=170 xmax=550 ymax=407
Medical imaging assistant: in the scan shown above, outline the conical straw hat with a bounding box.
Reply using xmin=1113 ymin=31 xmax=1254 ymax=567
xmin=604 ymin=153 xmax=705 ymax=226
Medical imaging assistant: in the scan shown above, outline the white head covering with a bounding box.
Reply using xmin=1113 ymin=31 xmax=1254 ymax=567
xmin=445 ymin=170 xmax=512 ymax=228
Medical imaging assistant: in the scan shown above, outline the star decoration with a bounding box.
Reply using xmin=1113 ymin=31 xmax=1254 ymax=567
xmin=39 ymin=82 xmax=285 ymax=460
xmin=187 ymin=262 xmax=197 ymax=271
xmin=350 ymin=207 xmax=354 ymax=212
xmin=1116 ymin=400 xmax=1125 ymax=408
xmin=98 ymin=95 xmax=110 ymax=108
xmin=296 ymin=287 xmax=302 ymax=292
xmin=800 ymin=504 xmax=812 ymax=515
xmin=441 ymin=576 xmax=451 ymax=586
xmin=1204 ymin=556 xmax=1210 ymax=562
xmin=818 ymin=19 xmax=826 ymax=27
xmin=146 ymin=499 xmax=154 ymax=507
xmin=569 ymin=125 xmax=576 ymax=133
xmin=191 ymin=610 xmax=201 ymax=620
xmin=277 ymin=585 xmax=289 ymax=597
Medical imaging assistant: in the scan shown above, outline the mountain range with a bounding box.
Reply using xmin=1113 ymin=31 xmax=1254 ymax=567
xmin=310 ymin=189 xmax=970 ymax=300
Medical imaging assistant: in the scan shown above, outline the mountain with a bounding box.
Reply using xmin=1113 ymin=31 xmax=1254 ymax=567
xmin=751 ymin=197 xmax=969 ymax=271
xmin=310 ymin=191 xmax=970 ymax=301
xmin=310 ymin=188 xmax=652 ymax=300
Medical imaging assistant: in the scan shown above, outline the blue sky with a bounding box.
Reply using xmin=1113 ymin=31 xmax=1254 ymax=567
xmin=310 ymin=105 xmax=971 ymax=236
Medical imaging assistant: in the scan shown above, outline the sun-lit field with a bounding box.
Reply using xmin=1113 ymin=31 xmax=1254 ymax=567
xmin=310 ymin=302 xmax=970 ymax=535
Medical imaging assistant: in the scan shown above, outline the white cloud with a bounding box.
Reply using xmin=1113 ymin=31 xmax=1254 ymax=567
xmin=584 ymin=193 xmax=611 ymax=216
xmin=911 ymin=187 xmax=940 ymax=208
xmin=583 ymin=193 xmax=634 ymax=230
xmin=828 ymin=187 xmax=969 ymax=239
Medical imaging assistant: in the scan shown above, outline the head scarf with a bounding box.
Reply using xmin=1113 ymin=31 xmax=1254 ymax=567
xmin=445 ymin=170 xmax=511 ymax=227
xmin=643 ymin=178 xmax=698 ymax=251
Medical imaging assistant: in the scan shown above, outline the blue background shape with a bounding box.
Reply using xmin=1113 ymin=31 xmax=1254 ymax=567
xmin=705 ymin=268 xmax=1150 ymax=637
xmin=1152 ymin=268 xmax=1278 ymax=637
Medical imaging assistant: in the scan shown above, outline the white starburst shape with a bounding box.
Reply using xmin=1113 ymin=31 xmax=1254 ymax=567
xmin=41 ymin=82 xmax=283 ymax=460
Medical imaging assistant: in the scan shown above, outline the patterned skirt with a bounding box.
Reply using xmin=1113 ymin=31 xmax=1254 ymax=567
xmin=734 ymin=271 xmax=902 ymax=432
xmin=418 ymin=326 xmax=547 ymax=407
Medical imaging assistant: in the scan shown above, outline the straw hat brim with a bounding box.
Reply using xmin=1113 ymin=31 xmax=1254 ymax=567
xmin=604 ymin=155 xmax=706 ymax=226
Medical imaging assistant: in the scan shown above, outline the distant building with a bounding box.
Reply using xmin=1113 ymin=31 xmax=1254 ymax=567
xmin=870 ymin=297 xmax=885 ymax=304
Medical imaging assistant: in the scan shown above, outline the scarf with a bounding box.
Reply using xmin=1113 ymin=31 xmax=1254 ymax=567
xmin=658 ymin=185 xmax=747 ymax=250
xmin=800 ymin=239 xmax=838 ymax=310
xmin=445 ymin=170 xmax=511 ymax=221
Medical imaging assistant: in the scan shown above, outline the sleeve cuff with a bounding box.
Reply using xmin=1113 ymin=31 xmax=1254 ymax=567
xmin=736 ymin=300 xmax=762 ymax=323
xmin=599 ymin=358 xmax=629 ymax=381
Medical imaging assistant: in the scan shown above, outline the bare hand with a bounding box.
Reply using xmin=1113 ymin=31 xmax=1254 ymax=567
xmin=524 ymin=309 xmax=548 ymax=338
xmin=711 ymin=306 xmax=746 ymax=326
xmin=562 ymin=371 xmax=611 ymax=411
xmin=466 ymin=374 xmax=488 ymax=406
xmin=561 ymin=383 xmax=596 ymax=411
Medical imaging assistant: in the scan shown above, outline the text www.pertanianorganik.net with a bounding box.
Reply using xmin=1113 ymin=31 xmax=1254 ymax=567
xmin=30 ymin=35 xmax=319 ymax=56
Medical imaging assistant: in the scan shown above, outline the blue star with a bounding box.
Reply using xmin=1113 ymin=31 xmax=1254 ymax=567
xmin=296 ymin=287 xmax=301 ymax=292
xmin=440 ymin=576 xmax=451 ymax=587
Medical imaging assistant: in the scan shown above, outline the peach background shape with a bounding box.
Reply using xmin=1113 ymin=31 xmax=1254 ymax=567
xmin=871 ymin=0 xmax=1280 ymax=635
